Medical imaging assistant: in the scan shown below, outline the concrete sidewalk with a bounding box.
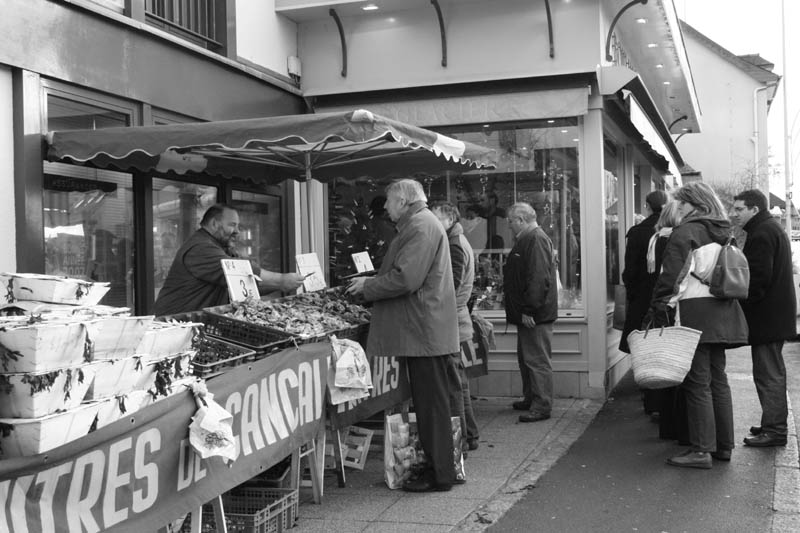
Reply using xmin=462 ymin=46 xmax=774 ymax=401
xmin=291 ymin=392 xmax=604 ymax=531
xmin=292 ymin=344 xmax=800 ymax=532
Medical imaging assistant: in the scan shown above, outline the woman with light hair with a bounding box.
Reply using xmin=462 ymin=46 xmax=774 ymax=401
xmin=645 ymin=182 xmax=748 ymax=469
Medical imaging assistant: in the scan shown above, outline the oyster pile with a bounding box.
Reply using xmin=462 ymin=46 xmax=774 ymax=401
xmin=225 ymin=288 xmax=370 ymax=338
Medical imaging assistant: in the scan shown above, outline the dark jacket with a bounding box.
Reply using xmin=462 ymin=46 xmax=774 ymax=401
xmin=740 ymin=211 xmax=797 ymax=344
xmin=648 ymin=216 xmax=748 ymax=346
xmin=363 ymin=201 xmax=459 ymax=357
xmin=446 ymin=222 xmax=476 ymax=343
xmin=619 ymin=212 xmax=659 ymax=353
xmin=503 ymin=225 xmax=558 ymax=326
xmin=154 ymin=228 xmax=245 ymax=316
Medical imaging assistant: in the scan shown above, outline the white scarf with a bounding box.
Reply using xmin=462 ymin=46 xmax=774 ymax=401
xmin=646 ymin=227 xmax=673 ymax=273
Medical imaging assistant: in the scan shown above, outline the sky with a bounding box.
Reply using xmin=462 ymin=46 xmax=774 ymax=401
xmin=674 ymin=0 xmax=800 ymax=200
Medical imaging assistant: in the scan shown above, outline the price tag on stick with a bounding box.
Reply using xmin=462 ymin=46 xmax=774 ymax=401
xmin=351 ymin=251 xmax=375 ymax=274
xmin=296 ymin=253 xmax=327 ymax=292
xmin=220 ymin=259 xmax=260 ymax=302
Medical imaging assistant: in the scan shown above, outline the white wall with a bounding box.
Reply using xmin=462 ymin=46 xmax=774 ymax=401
xmin=679 ymin=32 xmax=765 ymax=186
xmin=297 ymin=0 xmax=600 ymax=95
xmin=236 ymin=0 xmax=298 ymax=78
xmin=0 ymin=66 xmax=17 ymax=272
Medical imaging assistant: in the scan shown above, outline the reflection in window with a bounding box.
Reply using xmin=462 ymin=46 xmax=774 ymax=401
xmin=604 ymin=137 xmax=621 ymax=305
xmin=43 ymin=164 xmax=134 ymax=308
xmin=327 ymin=119 xmax=583 ymax=315
xmin=44 ymin=94 xmax=133 ymax=308
xmin=152 ymin=179 xmax=217 ymax=301
xmin=231 ymin=190 xmax=283 ymax=273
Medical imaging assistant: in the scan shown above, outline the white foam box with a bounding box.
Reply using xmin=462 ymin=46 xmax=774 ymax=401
xmin=0 ymin=402 xmax=102 ymax=458
xmin=84 ymin=315 xmax=154 ymax=360
xmin=85 ymin=356 xmax=146 ymax=400
xmin=0 ymin=363 xmax=98 ymax=418
xmin=0 ymin=273 xmax=110 ymax=306
xmin=134 ymin=352 xmax=195 ymax=393
xmin=135 ymin=322 xmax=197 ymax=358
xmin=93 ymin=390 xmax=151 ymax=429
xmin=0 ymin=320 xmax=88 ymax=373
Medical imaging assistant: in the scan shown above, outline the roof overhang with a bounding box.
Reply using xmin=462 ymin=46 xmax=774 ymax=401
xmin=605 ymin=0 xmax=701 ymax=136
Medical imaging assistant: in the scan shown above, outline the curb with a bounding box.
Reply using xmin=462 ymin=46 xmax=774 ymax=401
xmin=452 ymin=398 xmax=604 ymax=532
xmin=772 ymin=394 xmax=800 ymax=532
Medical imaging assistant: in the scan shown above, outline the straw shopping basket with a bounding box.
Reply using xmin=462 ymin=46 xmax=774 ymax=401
xmin=627 ymin=310 xmax=701 ymax=389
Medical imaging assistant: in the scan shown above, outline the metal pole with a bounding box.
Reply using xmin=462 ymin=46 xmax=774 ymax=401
xmin=782 ymin=0 xmax=792 ymax=236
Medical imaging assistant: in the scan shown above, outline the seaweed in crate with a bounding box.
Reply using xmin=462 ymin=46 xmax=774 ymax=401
xmin=0 ymin=341 xmax=21 ymax=371
xmin=62 ymin=368 xmax=85 ymax=401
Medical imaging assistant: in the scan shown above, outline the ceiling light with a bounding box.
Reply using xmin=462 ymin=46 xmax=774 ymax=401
xmin=572 ymin=138 xmax=579 ymax=142
xmin=655 ymin=64 xmax=664 ymax=69
xmin=647 ymin=43 xmax=658 ymax=48
xmin=547 ymin=120 xmax=555 ymax=124
xmin=663 ymin=81 xmax=671 ymax=85
xmin=561 ymin=129 xmax=568 ymax=133
xmin=635 ymin=18 xmax=647 ymax=24
xmin=362 ymin=3 xmax=378 ymax=11
xmin=682 ymin=127 xmax=689 ymax=131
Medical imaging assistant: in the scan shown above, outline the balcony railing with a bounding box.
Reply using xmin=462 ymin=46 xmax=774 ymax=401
xmin=145 ymin=0 xmax=222 ymax=49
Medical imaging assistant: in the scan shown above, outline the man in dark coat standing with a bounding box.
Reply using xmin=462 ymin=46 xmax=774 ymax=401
xmin=347 ymin=179 xmax=459 ymax=492
xmin=731 ymin=189 xmax=797 ymax=447
xmin=619 ymin=190 xmax=668 ymax=354
xmin=503 ymin=202 xmax=558 ymax=423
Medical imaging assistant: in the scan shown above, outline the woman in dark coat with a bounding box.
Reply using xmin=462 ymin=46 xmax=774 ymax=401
xmin=619 ymin=190 xmax=669 ymax=354
xmin=646 ymin=182 xmax=748 ymax=469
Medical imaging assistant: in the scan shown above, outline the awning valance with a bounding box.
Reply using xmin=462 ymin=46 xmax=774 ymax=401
xmin=46 ymin=109 xmax=497 ymax=185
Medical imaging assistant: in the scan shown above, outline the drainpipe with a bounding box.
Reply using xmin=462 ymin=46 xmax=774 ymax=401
xmin=753 ymin=83 xmax=778 ymax=190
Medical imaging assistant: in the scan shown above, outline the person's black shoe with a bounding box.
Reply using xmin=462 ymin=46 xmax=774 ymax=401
xmin=512 ymin=401 xmax=531 ymax=411
xmin=743 ymin=433 xmax=787 ymax=447
xmin=466 ymin=439 xmax=479 ymax=451
xmin=402 ymin=477 xmax=453 ymax=492
xmin=710 ymin=449 xmax=732 ymax=461
xmin=666 ymin=450 xmax=712 ymax=469
xmin=519 ymin=412 xmax=551 ymax=423
xmin=749 ymin=426 xmax=763 ymax=436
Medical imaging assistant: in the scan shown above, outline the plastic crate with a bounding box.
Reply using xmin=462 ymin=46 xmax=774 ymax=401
xmin=190 ymin=487 xmax=297 ymax=533
xmin=204 ymin=304 xmax=367 ymax=347
xmin=200 ymin=311 xmax=294 ymax=354
xmin=192 ymin=335 xmax=257 ymax=378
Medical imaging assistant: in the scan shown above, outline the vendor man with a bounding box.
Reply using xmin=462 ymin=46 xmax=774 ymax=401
xmin=154 ymin=203 xmax=304 ymax=316
xmin=347 ymin=179 xmax=459 ymax=492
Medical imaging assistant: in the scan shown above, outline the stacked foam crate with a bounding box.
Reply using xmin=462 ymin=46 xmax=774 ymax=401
xmin=0 ymin=273 xmax=199 ymax=458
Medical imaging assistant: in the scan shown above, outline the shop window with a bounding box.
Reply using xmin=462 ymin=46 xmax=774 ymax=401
xmin=152 ymin=179 xmax=218 ymax=301
xmin=43 ymin=163 xmax=135 ymax=308
xmin=231 ymin=190 xmax=283 ymax=274
xmin=604 ymin=137 xmax=622 ymax=306
xmin=43 ymin=93 xmax=135 ymax=308
xmin=326 ymin=119 xmax=583 ymax=316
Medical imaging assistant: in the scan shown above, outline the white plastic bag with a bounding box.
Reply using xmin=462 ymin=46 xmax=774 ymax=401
xmin=331 ymin=335 xmax=373 ymax=390
xmin=188 ymin=381 xmax=237 ymax=463
xmin=328 ymin=336 xmax=372 ymax=405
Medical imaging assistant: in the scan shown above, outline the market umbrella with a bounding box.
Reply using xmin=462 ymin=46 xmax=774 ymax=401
xmin=46 ymin=109 xmax=497 ymax=184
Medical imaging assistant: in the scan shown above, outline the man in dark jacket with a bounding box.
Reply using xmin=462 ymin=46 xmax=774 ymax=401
xmin=347 ymin=180 xmax=459 ymax=492
xmin=731 ymin=189 xmax=797 ymax=447
xmin=154 ymin=204 xmax=303 ymax=316
xmin=503 ymin=202 xmax=558 ymax=423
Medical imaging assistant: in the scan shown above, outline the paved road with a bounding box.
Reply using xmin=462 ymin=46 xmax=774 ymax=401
xmin=488 ymin=343 xmax=800 ymax=533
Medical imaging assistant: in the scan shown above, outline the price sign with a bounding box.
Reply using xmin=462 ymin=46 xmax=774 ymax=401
xmin=296 ymin=253 xmax=327 ymax=292
xmin=351 ymin=251 xmax=375 ymax=274
xmin=220 ymin=259 xmax=260 ymax=302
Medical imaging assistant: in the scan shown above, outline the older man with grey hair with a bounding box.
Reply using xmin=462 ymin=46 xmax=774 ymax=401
xmin=503 ymin=202 xmax=558 ymax=423
xmin=347 ymin=179 xmax=460 ymax=492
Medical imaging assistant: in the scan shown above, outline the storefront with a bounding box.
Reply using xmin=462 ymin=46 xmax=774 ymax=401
xmin=279 ymin=0 xmax=698 ymax=399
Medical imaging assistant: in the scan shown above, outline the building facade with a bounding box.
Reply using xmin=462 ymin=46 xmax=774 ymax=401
xmin=3 ymin=0 xmax=716 ymax=399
